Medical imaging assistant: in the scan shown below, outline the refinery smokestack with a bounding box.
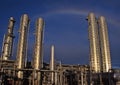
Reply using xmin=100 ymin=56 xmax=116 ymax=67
xmin=50 ymin=45 xmax=55 ymax=84
xmin=1 ymin=17 xmax=15 ymax=60
xmin=98 ymin=16 xmax=111 ymax=72
xmin=33 ymin=18 xmax=44 ymax=85
xmin=16 ymin=14 xmax=29 ymax=79
xmin=87 ymin=13 xmax=101 ymax=73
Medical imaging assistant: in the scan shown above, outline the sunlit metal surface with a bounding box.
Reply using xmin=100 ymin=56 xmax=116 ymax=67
xmin=33 ymin=18 xmax=44 ymax=69
xmin=0 ymin=13 xmax=118 ymax=85
xmin=33 ymin=18 xmax=44 ymax=85
xmin=16 ymin=14 xmax=29 ymax=79
xmin=50 ymin=45 xmax=55 ymax=84
xmin=2 ymin=17 xmax=15 ymax=60
xmin=87 ymin=13 xmax=101 ymax=73
xmin=98 ymin=16 xmax=111 ymax=72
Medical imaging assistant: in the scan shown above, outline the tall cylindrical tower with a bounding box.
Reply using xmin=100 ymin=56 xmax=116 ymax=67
xmin=87 ymin=13 xmax=101 ymax=73
xmin=98 ymin=16 xmax=111 ymax=72
xmin=16 ymin=14 xmax=29 ymax=79
xmin=33 ymin=18 xmax=44 ymax=85
xmin=2 ymin=17 xmax=15 ymax=60
xmin=50 ymin=45 xmax=55 ymax=84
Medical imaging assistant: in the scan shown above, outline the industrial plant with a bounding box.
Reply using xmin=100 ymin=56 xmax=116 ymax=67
xmin=0 ymin=13 xmax=120 ymax=85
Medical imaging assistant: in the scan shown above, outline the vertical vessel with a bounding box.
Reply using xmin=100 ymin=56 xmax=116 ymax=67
xmin=1 ymin=17 xmax=15 ymax=60
xmin=98 ymin=16 xmax=111 ymax=72
xmin=16 ymin=14 xmax=29 ymax=79
xmin=33 ymin=18 xmax=44 ymax=85
xmin=50 ymin=45 xmax=55 ymax=84
xmin=87 ymin=13 xmax=101 ymax=73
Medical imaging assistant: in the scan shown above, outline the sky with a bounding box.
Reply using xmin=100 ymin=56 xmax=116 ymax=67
xmin=0 ymin=0 xmax=120 ymax=67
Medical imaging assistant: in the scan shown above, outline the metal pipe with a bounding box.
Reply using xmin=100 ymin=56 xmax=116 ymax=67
xmin=50 ymin=45 xmax=55 ymax=84
xmin=81 ymin=71 xmax=84 ymax=85
xmin=1 ymin=34 xmax=5 ymax=58
xmin=2 ymin=17 xmax=15 ymax=60
xmin=87 ymin=13 xmax=101 ymax=73
xmin=98 ymin=16 xmax=111 ymax=72
xmin=33 ymin=18 xmax=44 ymax=85
xmin=16 ymin=14 xmax=29 ymax=79
xmin=55 ymin=72 xmax=58 ymax=85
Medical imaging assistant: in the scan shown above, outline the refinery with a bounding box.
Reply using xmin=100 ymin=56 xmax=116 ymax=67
xmin=0 ymin=13 xmax=120 ymax=85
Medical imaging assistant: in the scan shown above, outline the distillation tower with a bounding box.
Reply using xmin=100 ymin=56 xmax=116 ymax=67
xmin=0 ymin=13 xmax=120 ymax=85
xmin=50 ymin=45 xmax=55 ymax=84
xmin=1 ymin=17 xmax=15 ymax=60
xmin=87 ymin=13 xmax=101 ymax=73
xmin=16 ymin=14 xmax=30 ymax=82
xmin=98 ymin=16 xmax=111 ymax=72
xmin=87 ymin=13 xmax=112 ymax=73
xmin=32 ymin=18 xmax=44 ymax=85
xmin=87 ymin=13 xmax=113 ymax=84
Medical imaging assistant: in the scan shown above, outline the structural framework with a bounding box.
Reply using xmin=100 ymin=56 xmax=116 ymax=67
xmin=0 ymin=13 xmax=120 ymax=85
